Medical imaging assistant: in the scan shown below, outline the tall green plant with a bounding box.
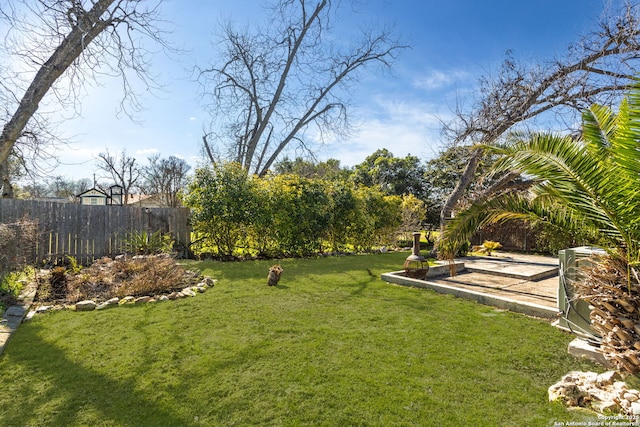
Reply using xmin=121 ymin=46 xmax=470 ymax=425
xmin=266 ymin=174 xmax=330 ymax=257
xmin=325 ymin=181 xmax=358 ymax=252
xmin=350 ymin=186 xmax=402 ymax=252
xmin=123 ymin=230 xmax=174 ymax=255
xmin=184 ymin=162 xmax=258 ymax=257
xmin=438 ymin=82 xmax=640 ymax=265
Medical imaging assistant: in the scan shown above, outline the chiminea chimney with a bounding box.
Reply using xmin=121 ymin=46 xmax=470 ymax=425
xmin=404 ymin=232 xmax=429 ymax=279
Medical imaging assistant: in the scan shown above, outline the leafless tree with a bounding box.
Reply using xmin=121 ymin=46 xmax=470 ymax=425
xmin=440 ymin=1 xmax=640 ymax=225
xmin=142 ymin=154 xmax=190 ymax=207
xmin=48 ymin=175 xmax=91 ymax=200
xmin=198 ymin=0 xmax=406 ymax=176
xmin=96 ymin=149 xmax=140 ymax=203
xmin=0 ymin=0 xmax=169 ymax=197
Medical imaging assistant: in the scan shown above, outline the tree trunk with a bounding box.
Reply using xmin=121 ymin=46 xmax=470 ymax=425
xmin=0 ymin=0 xmax=114 ymax=167
xmin=0 ymin=160 xmax=13 ymax=198
xmin=440 ymin=147 xmax=482 ymax=226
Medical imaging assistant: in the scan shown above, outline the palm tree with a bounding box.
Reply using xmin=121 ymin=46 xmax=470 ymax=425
xmin=438 ymin=82 xmax=640 ymax=373
xmin=439 ymin=90 xmax=640 ymax=263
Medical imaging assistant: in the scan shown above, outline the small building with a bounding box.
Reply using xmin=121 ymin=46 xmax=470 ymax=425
xmin=77 ymin=185 xmax=124 ymax=206
xmin=77 ymin=188 xmax=109 ymax=206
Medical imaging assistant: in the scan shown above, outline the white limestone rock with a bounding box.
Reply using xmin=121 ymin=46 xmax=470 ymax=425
xmin=596 ymin=370 xmax=621 ymax=386
xmin=181 ymin=288 xmax=196 ymax=297
xmin=624 ymin=392 xmax=639 ymax=402
xmin=75 ymin=300 xmax=97 ymax=311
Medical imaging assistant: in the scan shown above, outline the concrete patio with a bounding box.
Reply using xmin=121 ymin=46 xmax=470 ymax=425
xmin=381 ymin=252 xmax=560 ymax=319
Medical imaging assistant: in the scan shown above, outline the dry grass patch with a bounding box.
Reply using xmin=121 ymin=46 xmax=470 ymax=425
xmin=36 ymin=255 xmax=204 ymax=304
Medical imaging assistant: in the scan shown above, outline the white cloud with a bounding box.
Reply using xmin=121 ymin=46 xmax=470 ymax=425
xmin=136 ymin=148 xmax=160 ymax=156
xmin=319 ymin=97 xmax=453 ymax=166
xmin=412 ymin=69 xmax=470 ymax=91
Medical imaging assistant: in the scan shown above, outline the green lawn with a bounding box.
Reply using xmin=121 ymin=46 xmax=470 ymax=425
xmin=0 ymin=252 xmax=600 ymax=426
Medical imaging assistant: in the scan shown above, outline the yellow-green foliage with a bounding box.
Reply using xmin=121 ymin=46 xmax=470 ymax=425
xmin=123 ymin=230 xmax=174 ymax=255
xmin=400 ymin=194 xmax=426 ymax=239
xmin=482 ymin=240 xmax=502 ymax=256
xmin=184 ymin=162 xmax=404 ymax=257
xmin=0 ymin=266 xmax=34 ymax=298
xmin=65 ymin=255 xmax=82 ymax=274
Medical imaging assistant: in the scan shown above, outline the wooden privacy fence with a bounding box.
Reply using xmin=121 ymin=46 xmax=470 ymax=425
xmin=0 ymin=199 xmax=190 ymax=265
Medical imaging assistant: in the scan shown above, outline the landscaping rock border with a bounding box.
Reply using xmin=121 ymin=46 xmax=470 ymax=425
xmin=27 ymin=277 xmax=216 ymax=316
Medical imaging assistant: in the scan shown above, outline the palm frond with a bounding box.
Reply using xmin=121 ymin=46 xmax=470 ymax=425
xmin=438 ymin=191 xmax=593 ymax=259
xmin=441 ymin=81 xmax=640 ymax=261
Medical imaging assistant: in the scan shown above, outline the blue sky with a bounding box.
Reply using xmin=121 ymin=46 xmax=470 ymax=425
xmin=51 ymin=0 xmax=609 ymax=180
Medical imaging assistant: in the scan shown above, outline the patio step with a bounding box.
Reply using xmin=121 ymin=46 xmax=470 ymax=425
xmin=462 ymin=256 xmax=558 ymax=281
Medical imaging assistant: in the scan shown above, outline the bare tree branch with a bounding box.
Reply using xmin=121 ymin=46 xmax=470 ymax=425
xmin=0 ymin=0 xmax=169 ymax=197
xmin=141 ymin=154 xmax=190 ymax=207
xmin=96 ymin=148 xmax=140 ymax=203
xmin=197 ymin=0 xmax=407 ymax=176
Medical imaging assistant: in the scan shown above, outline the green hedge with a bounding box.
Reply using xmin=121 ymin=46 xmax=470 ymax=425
xmin=184 ymin=162 xmax=404 ymax=258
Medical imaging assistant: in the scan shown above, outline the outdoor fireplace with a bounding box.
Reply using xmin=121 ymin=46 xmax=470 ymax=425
xmin=404 ymin=232 xmax=429 ymax=279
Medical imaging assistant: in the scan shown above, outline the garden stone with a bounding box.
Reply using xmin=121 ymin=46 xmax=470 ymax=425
xmin=625 ymin=392 xmax=639 ymax=402
xmin=632 ymin=402 xmax=640 ymax=415
xmin=76 ymin=300 xmax=97 ymax=311
xmin=195 ymin=285 xmax=207 ymax=293
xmin=119 ymin=296 xmax=135 ymax=304
xmin=96 ymin=302 xmax=112 ymax=310
xmin=4 ymin=305 xmax=26 ymax=319
xmin=167 ymin=292 xmax=179 ymax=300
xmin=106 ymin=297 xmax=120 ymax=305
xmin=181 ymin=288 xmax=196 ymax=297
xmin=202 ymin=277 xmax=216 ymax=287
xmin=159 ymin=295 xmax=169 ymax=302
xmin=596 ymin=371 xmax=620 ymax=386
xmin=550 ymin=370 xmax=640 ymax=415
xmin=592 ymin=400 xmax=621 ymax=414
xmin=135 ymin=296 xmax=152 ymax=304
xmin=2 ymin=306 xmax=26 ymax=330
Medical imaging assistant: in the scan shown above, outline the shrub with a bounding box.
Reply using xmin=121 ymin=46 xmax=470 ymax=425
xmin=264 ymin=174 xmax=330 ymax=256
xmin=123 ymin=230 xmax=174 ymax=255
xmin=0 ymin=266 xmax=34 ymax=313
xmin=350 ymin=187 xmax=402 ymax=252
xmin=324 ymin=181 xmax=358 ymax=253
xmin=185 ymin=163 xmax=406 ymax=258
xmin=0 ymin=218 xmax=38 ymax=276
xmin=184 ymin=162 xmax=258 ymax=257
